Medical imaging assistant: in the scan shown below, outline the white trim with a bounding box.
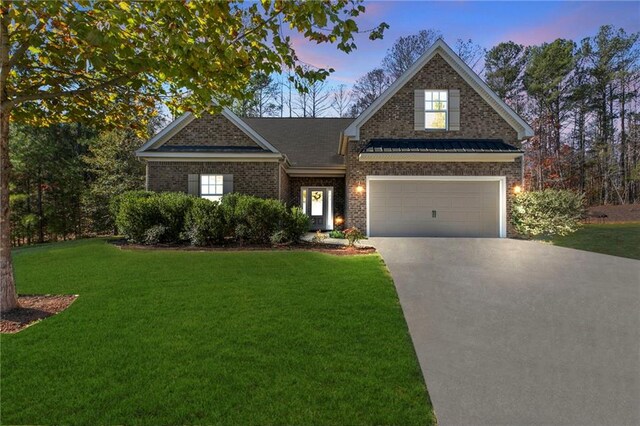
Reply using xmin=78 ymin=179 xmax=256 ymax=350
xmin=140 ymin=152 xmax=283 ymax=162
xmin=301 ymin=186 xmax=335 ymax=231
xmin=136 ymin=112 xmax=195 ymax=153
xmin=365 ymin=175 xmax=507 ymax=238
xmin=286 ymin=166 xmax=346 ymax=177
xmin=344 ymin=39 xmax=534 ymax=140
xmin=359 ymin=152 xmax=523 ymax=163
xmin=136 ymin=106 xmax=280 ymax=155
xmin=220 ymin=107 xmax=279 ymax=153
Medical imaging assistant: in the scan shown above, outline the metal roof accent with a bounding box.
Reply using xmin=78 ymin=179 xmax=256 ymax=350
xmin=361 ymin=138 xmax=522 ymax=153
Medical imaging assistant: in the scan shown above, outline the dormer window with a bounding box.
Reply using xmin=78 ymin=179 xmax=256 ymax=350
xmin=424 ymin=90 xmax=448 ymax=130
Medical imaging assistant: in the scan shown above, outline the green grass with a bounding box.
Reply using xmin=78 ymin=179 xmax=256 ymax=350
xmin=543 ymin=222 xmax=640 ymax=260
xmin=1 ymin=239 xmax=435 ymax=425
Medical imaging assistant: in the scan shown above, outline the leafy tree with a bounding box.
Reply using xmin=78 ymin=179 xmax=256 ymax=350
xmin=82 ymin=129 xmax=145 ymax=233
xmin=485 ymin=41 xmax=527 ymax=112
xmin=524 ymin=39 xmax=576 ymax=154
xmin=231 ymin=73 xmax=281 ymax=117
xmin=0 ymin=1 xmax=388 ymax=311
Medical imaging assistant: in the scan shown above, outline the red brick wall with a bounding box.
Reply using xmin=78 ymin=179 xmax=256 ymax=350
xmin=164 ymin=113 xmax=262 ymax=148
xmin=346 ymin=52 xmax=524 ymax=236
xmin=147 ymin=161 xmax=280 ymax=199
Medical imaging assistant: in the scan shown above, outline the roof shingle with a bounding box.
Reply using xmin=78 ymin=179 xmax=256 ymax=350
xmin=242 ymin=117 xmax=353 ymax=167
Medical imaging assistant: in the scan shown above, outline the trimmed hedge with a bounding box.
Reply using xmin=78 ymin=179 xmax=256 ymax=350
xmin=511 ymin=189 xmax=585 ymax=238
xmin=114 ymin=191 xmax=310 ymax=246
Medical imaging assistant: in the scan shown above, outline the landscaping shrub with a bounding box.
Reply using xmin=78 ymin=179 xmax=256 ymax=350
xmin=115 ymin=191 xmax=311 ymax=246
xmin=144 ymin=225 xmax=168 ymax=245
xmin=283 ymin=206 xmax=311 ymax=242
xmin=183 ymin=198 xmax=224 ymax=246
xmin=115 ymin=191 xmax=192 ymax=244
xmin=115 ymin=191 xmax=162 ymax=243
xmin=329 ymin=230 xmax=345 ymax=239
xmin=343 ymin=227 xmax=365 ymax=246
xmin=154 ymin=192 xmax=193 ymax=242
xmin=511 ymin=189 xmax=585 ymax=238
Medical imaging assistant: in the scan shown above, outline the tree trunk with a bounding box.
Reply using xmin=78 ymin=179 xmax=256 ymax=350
xmin=36 ymin=166 xmax=44 ymax=243
xmin=0 ymin=108 xmax=17 ymax=312
xmin=0 ymin=1 xmax=18 ymax=312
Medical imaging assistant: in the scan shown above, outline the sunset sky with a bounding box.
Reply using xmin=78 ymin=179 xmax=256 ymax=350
xmin=292 ymin=1 xmax=640 ymax=87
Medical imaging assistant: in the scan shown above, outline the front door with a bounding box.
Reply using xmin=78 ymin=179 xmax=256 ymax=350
xmin=301 ymin=187 xmax=333 ymax=231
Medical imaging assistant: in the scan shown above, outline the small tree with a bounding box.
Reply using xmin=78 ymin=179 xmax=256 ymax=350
xmin=511 ymin=189 xmax=585 ymax=238
xmin=0 ymin=1 xmax=388 ymax=311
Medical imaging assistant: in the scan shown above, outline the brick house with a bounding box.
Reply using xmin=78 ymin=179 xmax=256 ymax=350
xmin=137 ymin=40 xmax=533 ymax=238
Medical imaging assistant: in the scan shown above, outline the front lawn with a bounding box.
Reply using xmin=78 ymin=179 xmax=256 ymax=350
xmin=1 ymin=239 xmax=435 ymax=425
xmin=543 ymin=222 xmax=640 ymax=260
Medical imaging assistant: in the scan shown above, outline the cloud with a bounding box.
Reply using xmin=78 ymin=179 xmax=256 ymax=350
xmin=501 ymin=2 xmax=640 ymax=46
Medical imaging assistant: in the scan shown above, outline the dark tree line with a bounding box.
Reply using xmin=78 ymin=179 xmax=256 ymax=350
xmin=8 ymin=119 xmax=160 ymax=245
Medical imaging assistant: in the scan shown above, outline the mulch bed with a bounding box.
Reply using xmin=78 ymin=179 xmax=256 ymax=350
xmin=111 ymin=239 xmax=376 ymax=256
xmin=0 ymin=295 xmax=78 ymax=334
xmin=586 ymin=204 xmax=640 ymax=223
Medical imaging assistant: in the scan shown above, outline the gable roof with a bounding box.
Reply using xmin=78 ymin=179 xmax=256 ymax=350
xmin=344 ymin=39 xmax=534 ymax=141
xmin=241 ymin=117 xmax=353 ymax=167
xmin=136 ymin=107 xmax=280 ymax=155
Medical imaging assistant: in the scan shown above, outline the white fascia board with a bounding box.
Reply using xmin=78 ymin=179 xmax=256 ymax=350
xmin=359 ymin=152 xmax=523 ymax=162
xmin=344 ymin=39 xmax=534 ymax=140
xmin=136 ymin=112 xmax=195 ymax=154
xmin=286 ymin=166 xmax=346 ymax=177
xmin=220 ymin=107 xmax=280 ymax=153
xmin=137 ymin=152 xmax=283 ymax=162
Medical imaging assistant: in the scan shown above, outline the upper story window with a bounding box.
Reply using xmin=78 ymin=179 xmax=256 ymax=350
xmin=200 ymin=174 xmax=224 ymax=201
xmin=425 ymin=90 xmax=448 ymax=130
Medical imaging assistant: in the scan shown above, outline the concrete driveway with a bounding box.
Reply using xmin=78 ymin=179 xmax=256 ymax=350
xmin=372 ymin=238 xmax=640 ymax=426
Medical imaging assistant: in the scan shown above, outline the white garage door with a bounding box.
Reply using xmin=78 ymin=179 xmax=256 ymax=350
xmin=368 ymin=179 xmax=501 ymax=237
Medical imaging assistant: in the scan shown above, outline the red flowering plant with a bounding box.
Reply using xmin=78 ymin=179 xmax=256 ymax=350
xmin=343 ymin=227 xmax=364 ymax=247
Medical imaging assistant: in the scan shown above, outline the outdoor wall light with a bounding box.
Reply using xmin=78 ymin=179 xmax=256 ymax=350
xmin=355 ymin=184 xmax=364 ymax=193
xmin=513 ymin=185 xmax=522 ymax=194
xmin=335 ymin=216 xmax=344 ymax=226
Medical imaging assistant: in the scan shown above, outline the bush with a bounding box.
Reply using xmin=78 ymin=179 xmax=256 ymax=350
xmin=343 ymin=227 xmax=365 ymax=247
xmin=155 ymin=192 xmax=193 ymax=242
xmin=283 ymin=207 xmax=311 ymax=242
xmin=114 ymin=191 xmax=311 ymax=246
xmin=183 ymin=198 xmax=224 ymax=246
xmin=511 ymin=189 xmax=585 ymax=238
xmin=115 ymin=191 xmax=161 ymax=243
xmin=115 ymin=191 xmax=192 ymax=244
xmin=329 ymin=230 xmax=345 ymax=239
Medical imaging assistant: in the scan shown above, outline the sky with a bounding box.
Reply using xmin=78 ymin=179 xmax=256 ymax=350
xmin=291 ymin=1 xmax=640 ymax=87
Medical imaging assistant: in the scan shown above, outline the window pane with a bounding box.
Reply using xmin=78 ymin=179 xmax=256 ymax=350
xmin=425 ymin=90 xmax=432 ymax=101
xmin=216 ymin=175 xmax=223 ymax=185
xmin=301 ymin=189 xmax=307 ymax=214
xmin=439 ymin=90 xmax=447 ymax=101
xmin=433 ymin=100 xmax=447 ymax=111
xmin=311 ymin=190 xmax=323 ymax=216
xmin=425 ymin=112 xmax=447 ymax=129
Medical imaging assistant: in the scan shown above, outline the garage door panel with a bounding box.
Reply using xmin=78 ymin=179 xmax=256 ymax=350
xmin=369 ymin=179 xmax=500 ymax=237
